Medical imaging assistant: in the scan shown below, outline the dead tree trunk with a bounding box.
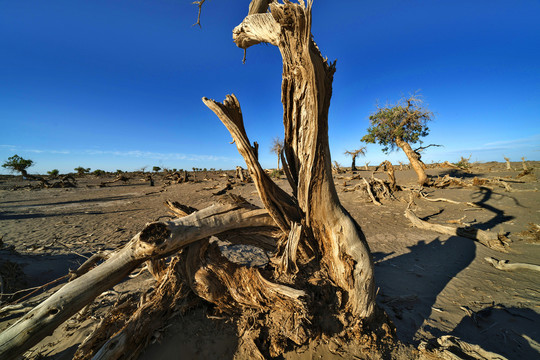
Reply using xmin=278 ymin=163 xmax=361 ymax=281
xmin=504 ymin=157 xmax=511 ymax=170
xmin=521 ymin=157 xmax=529 ymax=171
xmin=215 ymin=0 xmax=376 ymax=320
xmin=379 ymin=160 xmax=397 ymax=192
xmin=0 ymin=2 xmax=386 ymax=358
xmin=236 ymin=165 xmax=245 ymax=182
xmin=396 ymin=137 xmax=428 ymax=186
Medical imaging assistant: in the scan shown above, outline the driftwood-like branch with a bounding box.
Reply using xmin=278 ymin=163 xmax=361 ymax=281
xmin=232 ymin=12 xmax=280 ymax=49
xmin=484 ymin=257 xmax=540 ymax=272
xmin=0 ymin=200 xmax=275 ymax=360
xmin=417 ymin=191 xmax=479 ymax=207
xmin=203 ymin=95 xmax=301 ymax=234
xmin=413 ymin=143 xmax=442 ymax=153
xmin=404 ymin=207 xmax=508 ymax=252
xmin=192 ymin=0 xmax=206 ymax=28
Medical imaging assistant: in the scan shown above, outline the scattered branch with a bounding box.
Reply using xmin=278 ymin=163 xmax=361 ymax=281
xmin=484 ymin=257 xmax=540 ymax=272
xmin=404 ymin=204 xmax=508 ymax=252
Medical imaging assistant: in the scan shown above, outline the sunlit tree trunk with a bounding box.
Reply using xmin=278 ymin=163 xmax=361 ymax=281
xmin=396 ymin=137 xmax=428 ymax=186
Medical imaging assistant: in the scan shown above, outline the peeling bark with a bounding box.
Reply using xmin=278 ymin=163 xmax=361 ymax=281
xmin=227 ymin=1 xmax=376 ymax=319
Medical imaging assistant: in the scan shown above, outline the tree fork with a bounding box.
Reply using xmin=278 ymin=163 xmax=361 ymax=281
xmin=220 ymin=0 xmax=376 ymax=319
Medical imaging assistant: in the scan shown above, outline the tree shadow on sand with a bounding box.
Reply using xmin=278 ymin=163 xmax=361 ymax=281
xmin=374 ymin=236 xmax=476 ymax=343
xmin=470 ymin=186 xmax=520 ymax=231
xmin=431 ymin=304 xmax=540 ymax=359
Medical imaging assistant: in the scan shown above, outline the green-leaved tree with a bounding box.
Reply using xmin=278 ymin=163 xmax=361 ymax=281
xmin=47 ymin=169 xmax=60 ymax=178
xmin=362 ymin=94 xmax=433 ymax=185
xmin=74 ymin=167 xmax=91 ymax=176
xmin=2 ymin=155 xmax=34 ymax=178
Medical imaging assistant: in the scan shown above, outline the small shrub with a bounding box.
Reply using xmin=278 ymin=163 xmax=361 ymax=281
xmin=74 ymin=167 xmax=91 ymax=175
xmin=269 ymin=169 xmax=282 ymax=179
xmin=47 ymin=169 xmax=60 ymax=178
xmin=455 ymin=156 xmax=472 ymax=170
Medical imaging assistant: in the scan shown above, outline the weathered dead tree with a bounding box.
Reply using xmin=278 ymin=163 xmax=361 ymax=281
xmin=377 ymin=160 xmax=397 ymax=192
xmin=0 ymin=2 xmax=392 ymax=358
xmin=236 ymin=165 xmax=246 ymax=182
xmin=202 ymin=0 xmax=383 ymax=351
xmin=504 ymin=156 xmax=511 ymax=170
xmin=520 ymin=157 xmax=528 ymax=170
xmin=364 ymin=161 xmax=370 ymax=170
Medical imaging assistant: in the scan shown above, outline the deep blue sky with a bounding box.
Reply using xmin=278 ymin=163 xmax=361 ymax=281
xmin=1 ymin=0 xmax=539 ymax=174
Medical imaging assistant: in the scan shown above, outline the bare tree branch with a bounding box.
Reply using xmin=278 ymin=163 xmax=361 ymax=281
xmin=413 ymin=143 xmax=443 ymax=152
xmin=192 ymin=0 xmax=206 ymax=28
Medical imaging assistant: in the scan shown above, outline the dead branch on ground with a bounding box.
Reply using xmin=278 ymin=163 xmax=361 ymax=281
xmin=484 ymin=257 xmax=540 ymax=272
xmin=404 ymin=203 xmax=508 ymax=252
xmin=0 ymin=197 xmax=275 ymax=359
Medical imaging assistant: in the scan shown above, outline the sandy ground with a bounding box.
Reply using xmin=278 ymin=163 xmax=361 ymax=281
xmin=0 ymin=162 xmax=539 ymax=359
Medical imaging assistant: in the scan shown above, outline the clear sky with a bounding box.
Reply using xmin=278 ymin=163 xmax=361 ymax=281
xmin=1 ymin=0 xmax=539 ymax=175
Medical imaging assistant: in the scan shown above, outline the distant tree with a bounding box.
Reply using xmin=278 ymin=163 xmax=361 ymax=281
xmin=361 ymin=93 xmax=433 ymax=185
xmin=2 ymin=154 xmax=34 ymax=178
xmin=93 ymin=169 xmax=105 ymax=177
xmin=139 ymin=166 xmax=148 ymax=173
xmin=47 ymin=169 xmax=60 ymax=178
xmin=115 ymin=169 xmax=124 ymax=175
xmin=270 ymin=137 xmax=284 ymax=170
xmin=344 ymin=147 xmax=366 ymax=171
xmin=153 ymin=166 xmax=161 ymax=173
xmin=74 ymin=167 xmax=91 ymax=176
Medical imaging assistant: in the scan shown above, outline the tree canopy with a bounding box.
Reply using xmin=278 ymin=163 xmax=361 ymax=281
xmin=2 ymin=154 xmax=34 ymax=173
xmin=361 ymin=94 xmax=433 ymax=153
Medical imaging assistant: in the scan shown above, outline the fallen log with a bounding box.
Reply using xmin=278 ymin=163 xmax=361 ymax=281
xmin=484 ymin=257 xmax=540 ymax=272
xmin=404 ymin=207 xmax=508 ymax=252
xmin=0 ymin=199 xmax=275 ymax=360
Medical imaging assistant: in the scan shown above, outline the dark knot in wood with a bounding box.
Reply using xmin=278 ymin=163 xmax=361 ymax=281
xmin=140 ymin=223 xmax=171 ymax=246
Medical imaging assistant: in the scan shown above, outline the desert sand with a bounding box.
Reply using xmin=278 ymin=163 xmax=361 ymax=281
xmin=1 ymin=162 xmax=539 ymax=359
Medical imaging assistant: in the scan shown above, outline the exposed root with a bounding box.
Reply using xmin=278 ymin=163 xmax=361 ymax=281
xmin=73 ymin=257 xmax=199 ymax=360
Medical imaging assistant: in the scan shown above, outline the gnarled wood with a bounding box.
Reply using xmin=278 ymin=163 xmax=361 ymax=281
xmin=203 ymin=95 xmax=301 ymax=234
xmin=0 ymin=200 xmax=275 ymax=360
xmin=227 ymin=0 xmax=376 ymax=319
